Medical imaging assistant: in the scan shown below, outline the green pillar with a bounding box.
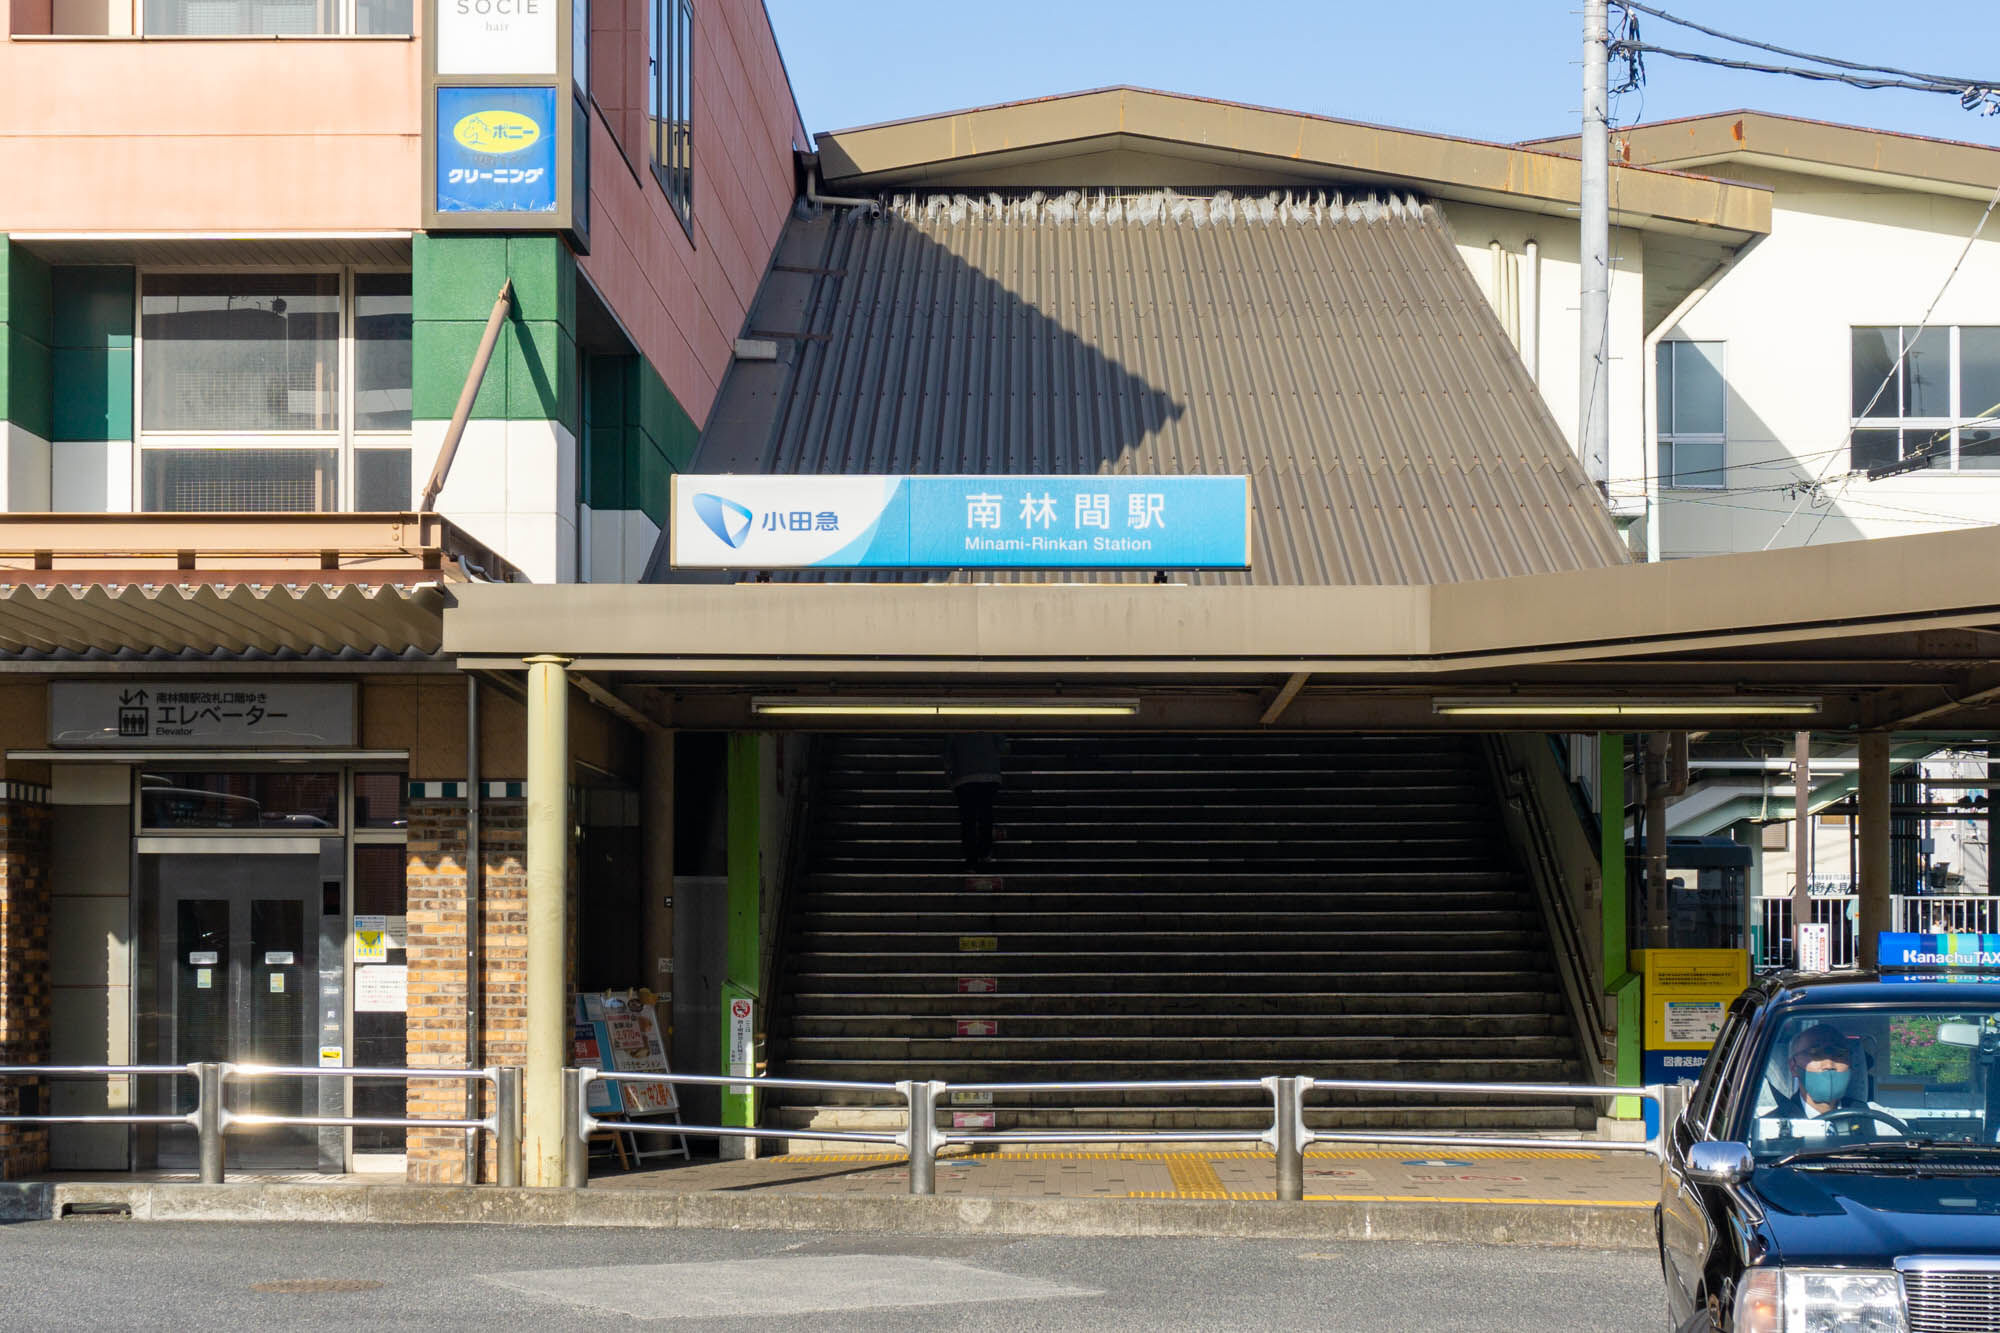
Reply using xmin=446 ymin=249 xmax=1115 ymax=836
xmin=0 ymin=237 xmax=54 ymax=511
xmin=1601 ymin=733 xmax=1642 ymax=1111
xmin=721 ymin=734 xmax=762 ymax=1137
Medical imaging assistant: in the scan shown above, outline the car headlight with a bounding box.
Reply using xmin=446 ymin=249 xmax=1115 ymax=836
xmin=1733 ymin=1268 xmax=1907 ymax=1333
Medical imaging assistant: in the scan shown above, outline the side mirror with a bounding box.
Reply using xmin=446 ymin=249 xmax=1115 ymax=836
xmin=1687 ymin=1141 xmax=1754 ymax=1186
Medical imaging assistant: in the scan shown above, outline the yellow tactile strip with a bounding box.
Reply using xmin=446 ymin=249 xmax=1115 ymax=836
xmin=754 ymin=1148 xmax=1653 ymax=1207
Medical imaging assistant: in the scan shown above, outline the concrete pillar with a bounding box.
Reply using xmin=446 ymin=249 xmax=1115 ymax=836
xmin=1859 ymin=731 xmax=1892 ymax=969
xmin=523 ymin=655 xmax=570 ymax=1186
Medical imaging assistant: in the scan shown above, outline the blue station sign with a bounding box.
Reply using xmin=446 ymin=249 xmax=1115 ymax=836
xmin=668 ymin=475 xmax=1253 ymax=570
xmin=434 ymin=85 xmax=559 ymax=215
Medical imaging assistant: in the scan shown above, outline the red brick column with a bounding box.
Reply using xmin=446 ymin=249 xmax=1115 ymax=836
xmin=0 ymin=787 xmax=52 ymax=1180
xmin=405 ymin=791 xmax=529 ymax=1185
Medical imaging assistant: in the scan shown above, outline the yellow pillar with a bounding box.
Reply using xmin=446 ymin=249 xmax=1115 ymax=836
xmin=1858 ymin=731 xmax=1892 ymax=969
xmin=524 ymin=654 xmax=571 ymax=1186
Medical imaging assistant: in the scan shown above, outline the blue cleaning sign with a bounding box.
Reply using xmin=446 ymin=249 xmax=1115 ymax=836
xmin=669 ymin=475 xmax=1252 ymax=570
xmin=1881 ymin=932 xmax=2000 ymax=970
xmin=435 ymin=85 xmax=559 ymax=215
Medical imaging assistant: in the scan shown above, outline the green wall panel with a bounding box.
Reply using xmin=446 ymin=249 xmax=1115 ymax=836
xmin=0 ymin=238 xmax=54 ymax=440
xmin=413 ymin=233 xmax=579 ymax=427
xmin=51 ymin=347 xmax=133 ymax=442
xmin=52 ymin=268 xmax=134 ymax=349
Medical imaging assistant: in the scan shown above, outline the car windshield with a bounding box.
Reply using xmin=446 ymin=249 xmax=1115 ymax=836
xmin=1731 ymin=1004 xmax=2000 ymax=1160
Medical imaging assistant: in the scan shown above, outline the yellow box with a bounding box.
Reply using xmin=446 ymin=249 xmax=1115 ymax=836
xmin=1633 ymin=947 xmax=1750 ymax=1051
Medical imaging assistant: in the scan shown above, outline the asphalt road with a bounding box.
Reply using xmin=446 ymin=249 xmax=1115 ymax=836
xmin=0 ymin=1221 xmax=1661 ymax=1330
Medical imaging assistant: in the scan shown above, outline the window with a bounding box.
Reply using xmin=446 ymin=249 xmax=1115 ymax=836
xmin=138 ymin=271 xmax=412 ymax=513
xmin=1656 ymin=341 xmax=1726 ymax=489
xmin=1850 ymin=326 xmax=2000 ymax=474
xmin=141 ymin=0 xmax=409 ymax=35
xmin=649 ymin=0 xmax=693 ymax=230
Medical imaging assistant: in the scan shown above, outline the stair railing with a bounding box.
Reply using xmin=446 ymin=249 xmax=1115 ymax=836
xmin=1483 ymin=738 xmax=1616 ymax=1080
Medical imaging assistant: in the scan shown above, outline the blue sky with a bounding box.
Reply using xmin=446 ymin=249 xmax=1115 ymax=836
xmin=764 ymin=1 xmax=2000 ymax=149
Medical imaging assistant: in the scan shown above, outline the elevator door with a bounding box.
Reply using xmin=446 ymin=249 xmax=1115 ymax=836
xmin=146 ymin=853 xmax=322 ymax=1169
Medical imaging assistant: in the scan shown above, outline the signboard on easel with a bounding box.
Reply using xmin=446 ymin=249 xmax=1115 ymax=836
xmin=574 ymin=992 xmax=678 ymax=1117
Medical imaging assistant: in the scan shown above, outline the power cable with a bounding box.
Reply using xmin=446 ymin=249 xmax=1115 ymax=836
xmin=1616 ymin=1 xmax=1996 ymax=95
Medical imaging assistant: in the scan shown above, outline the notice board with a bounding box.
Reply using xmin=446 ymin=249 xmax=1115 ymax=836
xmin=574 ymin=992 xmax=678 ymax=1117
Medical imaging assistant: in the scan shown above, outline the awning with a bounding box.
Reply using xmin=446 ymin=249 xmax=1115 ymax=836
xmin=449 ymin=523 xmax=2000 ymax=733
xmin=0 ymin=582 xmax=448 ymax=661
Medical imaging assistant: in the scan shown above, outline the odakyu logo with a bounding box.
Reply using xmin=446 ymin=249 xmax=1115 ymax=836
xmin=692 ymin=493 xmax=754 ymax=549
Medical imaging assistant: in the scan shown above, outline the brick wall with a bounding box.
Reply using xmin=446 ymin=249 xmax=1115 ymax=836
xmin=0 ymin=790 xmax=51 ymax=1179
xmin=404 ymin=795 xmax=531 ymax=1184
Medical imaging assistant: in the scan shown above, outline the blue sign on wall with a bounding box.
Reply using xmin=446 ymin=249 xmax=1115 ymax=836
xmin=435 ymin=85 xmax=559 ymax=215
xmin=669 ymin=475 xmax=1253 ymax=570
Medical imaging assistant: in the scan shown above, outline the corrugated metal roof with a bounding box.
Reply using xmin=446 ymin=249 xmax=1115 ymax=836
xmin=0 ymin=583 xmax=445 ymax=659
xmin=654 ymin=189 xmax=1625 ymax=586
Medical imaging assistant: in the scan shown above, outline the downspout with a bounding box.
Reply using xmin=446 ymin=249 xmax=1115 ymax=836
xmin=1642 ymin=248 xmax=1750 ymax=562
xmin=805 ymin=164 xmax=881 ymax=215
xmin=461 ymin=675 xmax=482 ymax=1182
xmin=421 ymin=279 xmax=514 ymax=512
xmin=1521 ymin=240 xmax=1541 ymax=382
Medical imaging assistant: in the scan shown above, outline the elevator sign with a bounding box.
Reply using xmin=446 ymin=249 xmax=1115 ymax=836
xmin=51 ymin=682 xmax=356 ymax=748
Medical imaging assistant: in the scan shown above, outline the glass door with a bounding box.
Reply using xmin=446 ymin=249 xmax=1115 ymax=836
xmin=139 ymin=852 xmax=324 ymax=1169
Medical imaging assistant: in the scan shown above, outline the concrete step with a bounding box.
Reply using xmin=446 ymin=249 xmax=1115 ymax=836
xmin=767 ymin=1104 xmax=1594 ymax=1133
xmin=771 ymin=1057 xmax=1581 ymax=1085
xmin=782 ymin=1012 xmax=1571 ymax=1039
xmin=784 ymin=970 xmax=1563 ymax=995
xmin=776 ymin=1035 xmax=1580 ymax=1062
xmin=782 ymin=991 xmax=1568 ymax=1018
xmin=787 ymin=950 xmax=1556 ymax=974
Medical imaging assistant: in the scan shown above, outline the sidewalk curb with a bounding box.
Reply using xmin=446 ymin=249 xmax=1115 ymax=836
xmin=0 ymin=1182 xmax=1653 ymax=1249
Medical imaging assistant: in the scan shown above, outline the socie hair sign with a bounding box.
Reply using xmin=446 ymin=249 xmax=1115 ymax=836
xmin=436 ymin=0 xmax=556 ymax=75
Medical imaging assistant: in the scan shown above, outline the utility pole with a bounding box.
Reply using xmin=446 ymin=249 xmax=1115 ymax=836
xmin=1792 ymin=731 xmax=1813 ymax=966
xmin=1580 ymin=0 xmax=1611 ymax=492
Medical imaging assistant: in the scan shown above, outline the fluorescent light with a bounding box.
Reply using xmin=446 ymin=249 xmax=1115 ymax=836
xmin=1433 ymin=696 xmax=1821 ymax=718
xmin=751 ymin=697 xmax=1140 ymax=718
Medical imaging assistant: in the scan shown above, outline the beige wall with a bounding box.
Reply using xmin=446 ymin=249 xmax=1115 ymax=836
xmin=0 ymin=36 xmax=420 ymax=231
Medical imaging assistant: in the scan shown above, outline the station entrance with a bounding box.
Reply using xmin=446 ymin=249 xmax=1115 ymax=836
xmin=758 ymin=730 xmax=1596 ymax=1142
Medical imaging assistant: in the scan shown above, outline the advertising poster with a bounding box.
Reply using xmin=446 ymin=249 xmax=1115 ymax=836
xmin=575 ymin=992 xmax=678 ymax=1117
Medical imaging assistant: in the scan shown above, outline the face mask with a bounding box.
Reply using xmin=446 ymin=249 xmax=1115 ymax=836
xmin=1802 ymin=1067 xmax=1852 ymax=1105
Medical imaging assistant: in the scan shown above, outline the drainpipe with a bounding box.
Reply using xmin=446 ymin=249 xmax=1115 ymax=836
xmin=523 ymin=655 xmax=571 ymax=1186
xmin=1521 ymin=240 xmax=1541 ymax=382
xmin=805 ymin=165 xmax=881 ymax=215
xmin=461 ymin=675 xmax=483 ymax=1183
xmin=420 ymin=280 xmax=513 ymax=512
xmin=1641 ymin=249 xmax=1749 ymax=562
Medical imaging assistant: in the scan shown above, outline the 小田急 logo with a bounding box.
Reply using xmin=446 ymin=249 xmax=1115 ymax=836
xmin=692 ymin=493 xmax=754 ymax=548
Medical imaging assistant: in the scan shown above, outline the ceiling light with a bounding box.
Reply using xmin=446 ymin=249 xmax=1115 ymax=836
xmin=751 ymin=697 xmax=1140 ymax=718
xmin=1432 ymin=697 xmax=1822 ymax=718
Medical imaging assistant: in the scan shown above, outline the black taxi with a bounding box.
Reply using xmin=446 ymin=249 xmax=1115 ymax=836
xmin=1659 ymin=969 xmax=2000 ymax=1331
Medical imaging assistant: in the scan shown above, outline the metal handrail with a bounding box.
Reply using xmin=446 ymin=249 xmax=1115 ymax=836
xmin=565 ymin=1066 xmax=1683 ymax=1200
xmin=0 ymin=1064 xmax=196 ymax=1128
xmin=0 ymin=1062 xmax=522 ymax=1186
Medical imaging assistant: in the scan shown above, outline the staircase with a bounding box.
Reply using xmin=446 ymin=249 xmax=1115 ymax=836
xmin=766 ymin=733 xmax=1594 ymax=1143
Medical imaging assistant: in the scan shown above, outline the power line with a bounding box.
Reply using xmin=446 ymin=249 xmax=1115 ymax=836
xmin=1621 ymin=42 xmax=1997 ymax=104
xmin=1615 ymin=1 xmax=1996 ymax=95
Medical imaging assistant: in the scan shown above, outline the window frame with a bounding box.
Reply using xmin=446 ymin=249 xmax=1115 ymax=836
xmin=1656 ymin=339 xmax=1727 ymax=491
xmin=1849 ymin=324 xmax=2000 ymax=475
xmin=132 ymin=265 xmax=414 ymax=514
xmin=136 ymin=0 xmax=411 ymax=37
xmin=648 ymin=0 xmax=694 ymax=237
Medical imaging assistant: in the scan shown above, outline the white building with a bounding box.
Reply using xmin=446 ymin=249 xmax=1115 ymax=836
xmin=1528 ymin=112 xmax=2000 ymax=561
